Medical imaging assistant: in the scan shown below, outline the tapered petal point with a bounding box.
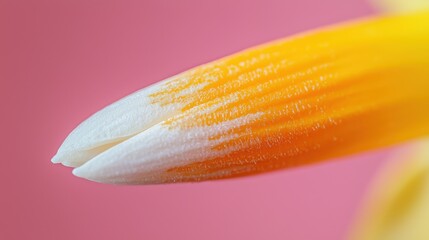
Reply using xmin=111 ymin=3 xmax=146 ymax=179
xmin=54 ymin=11 xmax=429 ymax=184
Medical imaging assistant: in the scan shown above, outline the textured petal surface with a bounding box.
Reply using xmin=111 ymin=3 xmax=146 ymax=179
xmin=55 ymin=11 xmax=429 ymax=184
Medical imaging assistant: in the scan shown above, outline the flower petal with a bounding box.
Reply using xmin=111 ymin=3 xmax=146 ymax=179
xmin=51 ymin=79 xmax=185 ymax=167
xmin=372 ymin=0 xmax=429 ymax=13
xmin=55 ymin=11 xmax=429 ymax=184
xmin=349 ymin=139 xmax=429 ymax=240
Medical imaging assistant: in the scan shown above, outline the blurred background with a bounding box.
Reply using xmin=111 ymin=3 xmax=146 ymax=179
xmin=1 ymin=0 xmax=395 ymax=239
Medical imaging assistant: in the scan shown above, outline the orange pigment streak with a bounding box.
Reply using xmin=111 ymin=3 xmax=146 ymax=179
xmin=149 ymin=12 xmax=429 ymax=182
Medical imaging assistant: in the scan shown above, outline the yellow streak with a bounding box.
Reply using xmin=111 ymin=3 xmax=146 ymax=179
xmin=372 ymin=0 xmax=429 ymax=13
xmin=349 ymin=140 xmax=429 ymax=240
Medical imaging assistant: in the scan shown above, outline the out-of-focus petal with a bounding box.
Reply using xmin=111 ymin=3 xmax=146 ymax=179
xmin=349 ymin=140 xmax=429 ymax=240
xmin=372 ymin=0 xmax=429 ymax=13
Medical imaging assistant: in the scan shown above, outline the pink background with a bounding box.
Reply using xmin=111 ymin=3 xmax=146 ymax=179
xmin=2 ymin=0 xmax=394 ymax=239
